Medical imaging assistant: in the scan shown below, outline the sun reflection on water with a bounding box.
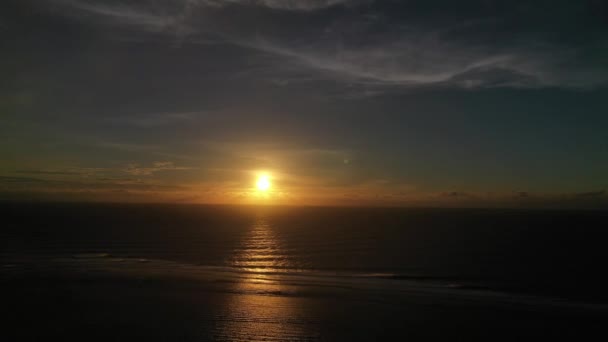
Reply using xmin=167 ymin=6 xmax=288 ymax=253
xmin=230 ymin=216 xmax=292 ymax=273
xmin=213 ymin=216 xmax=318 ymax=341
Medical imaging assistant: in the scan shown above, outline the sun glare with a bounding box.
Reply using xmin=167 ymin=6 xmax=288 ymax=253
xmin=256 ymin=174 xmax=271 ymax=192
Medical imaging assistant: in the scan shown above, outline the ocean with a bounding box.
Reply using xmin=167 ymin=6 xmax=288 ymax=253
xmin=2 ymin=202 xmax=607 ymax=340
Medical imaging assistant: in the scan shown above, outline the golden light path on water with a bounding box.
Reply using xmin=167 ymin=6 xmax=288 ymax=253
xmin=214 ymin=216 xmax=318 ymax=341
xmin=230 ymin=217 xmax=289 ymax=272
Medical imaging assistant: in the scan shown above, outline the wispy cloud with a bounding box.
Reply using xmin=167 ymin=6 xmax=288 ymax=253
xmin=15 ymin=168 xmax=111 ymax=178
xmin=106 ymin=111 xmax=199 ymax=127
xmin=17 ymin=170 xmax=82 ymax=176
xmin=203 ymin=0 xmax=356 ymax=11
xmin=574 ymin=190 xmax=606 ymax=198
xmin=55 ymin=0 xmax=183 ymax=31
xmin=52 ymin=0 xmax=357 ymax=28
xmin=243 ymin=30 xmax=607 ymax=89
xmin=124 ymin=161 xmax=192 ymax=176
xmin=46 ymin=0 xmax=608 ymax=90
xmin=245 ymin=0 xmax=356 ymax=11
xmin=42 ymin=0 xmax=608 ymax=88
xmin=0 ymin=175 xmax=186 ymax=191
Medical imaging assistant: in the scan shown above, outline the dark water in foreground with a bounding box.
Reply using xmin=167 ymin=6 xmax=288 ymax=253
xmin=2 ymin=202 xmax=608 ymax=340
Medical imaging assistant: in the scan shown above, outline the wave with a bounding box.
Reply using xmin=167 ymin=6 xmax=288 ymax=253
xmin=3 ymin=252 xmax=608 ymax=314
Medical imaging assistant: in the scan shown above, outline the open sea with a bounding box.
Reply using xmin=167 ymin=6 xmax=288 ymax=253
xmin=2 ymin=202 xmax=607 ymax=340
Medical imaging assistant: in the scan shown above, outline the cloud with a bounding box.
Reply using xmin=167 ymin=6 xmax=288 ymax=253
xmin=124 ymin=161 xmax=192 ymax=176
xmin=219 ymin=0 xmax=356 ymax=11
xmin=106 ymin=111 xmax=199 ymax=127
xmin=0 ymin=176 xmax=49 ymax=184
xmin=0 ymin=175 xmax=185 ymax=191
xmin=44 ymin=0 xmax=608 ymax=90
xmin=94 ymin=141 xmax=196 ymax=161
xmin=54 ymin=0 xmax=184 ymax=31
xmin=52 ymin=0 xmax=357 ymax=28
xmin=246 ymin=30 xmax=607 ymax=90
xmin=2 ymin=172 xmax=607 ymax=208
xmin=14 ymin=168 xmax=111 ymax=178
xmin=574 ymin=190 xmax=606 ymax=198
xmin=16 ymin=170 xmax=82 ymax=176
xmin=439 ymin=191 xmax=477 ymax=199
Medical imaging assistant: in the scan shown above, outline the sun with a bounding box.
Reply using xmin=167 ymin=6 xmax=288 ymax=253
xmin=256 ymin=174 xmax=271 ymax=192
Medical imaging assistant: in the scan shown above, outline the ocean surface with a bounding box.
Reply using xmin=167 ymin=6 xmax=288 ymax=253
xmin=2 ymin=202 xmax=608 ymax=340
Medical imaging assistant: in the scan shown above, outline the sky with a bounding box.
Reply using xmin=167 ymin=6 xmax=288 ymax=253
xmin=1 ymin=0 xmax=608 ymax=208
